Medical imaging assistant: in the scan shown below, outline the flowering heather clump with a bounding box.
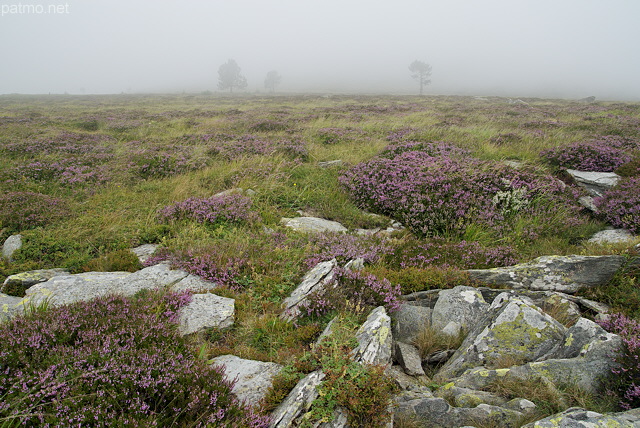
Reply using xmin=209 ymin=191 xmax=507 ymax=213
xmin=0 ymin=291 xmax=269 ymax=427
xmin=0 ymin=191 xmax=69 ymax=233
xmin=303 ymin=233 xmax=393 ymax=268
xmin=159 ymin=193 xmax=257 ymax=227
xmin=9 ymin=158 xmax=110 ymax=186
xmin=207 ymin=135 xmax=307 ymax=160
xmin=595 ymin=177 xmax=640 ymax=233
xmin=175 ymin=251 xmax=247 ymax=290
xmin=1 ymin=132 xmax=114 ymax=157
xmin=129 ymin=150 xmax=195 ymax=179
xmin=316 ymin=127 xmax=350 ymax=144
xmin=597 ymin=313 xmax=640 ymax=409
xmin=540 ymin=140 xmax=632 ymax=172
xmin=340 ymin=142 xmax=586 ymax=239
xmin=301 ymin=267 xmax=401 ymax=318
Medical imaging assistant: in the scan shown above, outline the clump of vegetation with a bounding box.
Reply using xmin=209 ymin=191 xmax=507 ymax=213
xmin=82 ymin=249 xmax=142 ymax=272
xmin=595 ymin=177 xmax=640 ymax=233
xmin=540 ymin=140 xmax=632 ymax=172
xmin=598 ymin=313 xmax=640 ymax=409
xmin=615 ymin=158 xmax=640 ymax=177
xmin=0 ymin=290 xmax=269 ymax=427
xmin=158 ymin=193 xmax=258 ymax=227
xmin=0 ymin=191 xmax=70 ymax=233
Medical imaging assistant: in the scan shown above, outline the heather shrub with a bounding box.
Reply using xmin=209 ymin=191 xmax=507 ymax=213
xmin=594 ymin=177 xmax=640 ymax=233
xmin=0 ymin=192 xmax=69 ymax=233
xmin=596 ymin=313 xmax=640 ymax=409
xmin=129 ymin=150 xmax=194 ymax=179
xmin=206 ymin=134 xmax=307 ymax=160
xmin=0 ymin=291 xmax=269 ymax=427
xmin=303 ymin=232 xmax=393 ymax=268
xmin=540 ymin=140 xmax=632 ymax=172
xmin=339 ymin=144 xmax=577 ymax=239
xmin=158 ymin=193 xmax=258 ymax=227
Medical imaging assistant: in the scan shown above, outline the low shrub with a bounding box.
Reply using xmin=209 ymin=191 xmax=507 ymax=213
xmin=158 ymin=193 xmax=258 ymax=227
xmin=366 ymin=265 xmax=478 ymax=295
xmin=615 ymin=158 xmax=640 ymax=177
xmin=0 ymin=291 xmax=269 ymax=427
xmin=0 ymin=192 xmax=70 ymax=233
xmin=540 ymin=140 xmax=632 ymax=172
xmin=595 ymin=177 xmax=640 ymax=233
xmin=597 ymin=313 xmax=640 ymax=409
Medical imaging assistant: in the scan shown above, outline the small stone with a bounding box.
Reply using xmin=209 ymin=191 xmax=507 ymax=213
xmin=318 ymin=160 xmax=343 ymax=168
xmin=394 ymin=342 xmax=425 ymax=376
xmin=130 ymin=244 xmax=158 ymax=264
xmin=178 ymin=293 xmax=235 ymax=335
xmin=280 ymin=217 xmax=348 ymax=233
xmin=2 ymin=234 xmax=22 ymax=261
xmin=588 ymin=229 xmax=635 ymax=245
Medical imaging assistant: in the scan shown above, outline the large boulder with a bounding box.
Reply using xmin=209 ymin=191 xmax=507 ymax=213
xmin=0 ymin=293 xmax=23 ymax=321
xmin=210 ymin=355 xmax=283 ymax=408
xmin=468 ymin=255 xmax=625 ymax=293
xmin=281 ymin=259 xmax=337 ymax=321
xmin=2 ymin=234 xmax=22 ymax=261
xmin=566 ymin=169 xmax=620 ymax=197
xmin=178 ymin=293 xmax=235 ymax=335
xmin=280 ymin=217 xmax=347 ymax=233
xmin=431 ymin=286 xmax=490 ymax=336
xmin=391 ymin=303 xmax=432 ymax=344
xmin=436 ymin=294 xmax=566 ymax=381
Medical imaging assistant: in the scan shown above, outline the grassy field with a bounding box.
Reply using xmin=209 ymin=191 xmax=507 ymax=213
xmin=1 ymin=93 xmax=639 ymax=425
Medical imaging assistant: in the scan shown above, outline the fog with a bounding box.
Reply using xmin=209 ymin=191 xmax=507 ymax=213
xmin=1 ymin=0 xmax=639 ymax=100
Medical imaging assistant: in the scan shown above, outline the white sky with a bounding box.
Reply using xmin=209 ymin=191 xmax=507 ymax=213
xmin=1 ymin=0 xmax=639 ymax=99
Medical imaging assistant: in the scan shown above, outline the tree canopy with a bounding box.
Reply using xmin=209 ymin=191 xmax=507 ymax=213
xmin=409 ymin=60 xmax=432 ymax=95
xmin=218 ymin=59 xmax=247 ymax=93
xmin=264 ymin=70 xmax=282 ymax=92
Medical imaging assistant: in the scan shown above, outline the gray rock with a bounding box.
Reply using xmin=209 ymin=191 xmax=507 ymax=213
xmin=210 ymin=355 xmax=283 ymax=407
xmin=281 ymin=259 xmax=337 ymax=321
xmin=0 ymin=293 xmax=23 ymax=321
xmin=1 ymin=268 xmax=69 ymax=296
xmin=468 ymin=255 xmax=625 ymax=293
xmin=270 ymin=370 xmax=325 ymax=428
xmin=588 ymin=229 xmax=636 ymax=245
xmin=351 ymin=306 xmax=393 ymax=365
xmin=2 ymin=234 xmax=22 ymax=261
xmin=431 ymin=286 xmax=489 ymax=336
xmin=385 ymin=365 xmax=426 ymax=391
xmin=394 ymin=395 xmax=525 ymax=428
xmin=20 ymin=263 xmax=189 ymax=308
xmin=344 ymin=257 xmax=364 ymax=271
xmin=317 ymin=160 xmax=343 ymax=168
xmin=436 ymin=295 xmax=566 ymax=381
xmin=280 ymin=217 xmax=348 ymax=233
xmin=424 ymin=349 xmax=456 ymax=364
xmin=394 ymin=342 xmax=425 ymax=376
xmin=522 ymin=407 xmax=640 ymax=427
xmin=566 ymin=169 xmax=620 ymax=197
xmin=392 ymin=304 xmax=432 ymax=344
xmin=578 ymin=195 xmax=598 ymax=213
xmin=131 ymin=244 xmax=158 ymax=263
xmin=178 ymin=293 xmax=235 ymax=335
xmin=434 ymin=384 xmax=508 ymax=408
xmin=171 ymin=274 xmax=219 ymax=293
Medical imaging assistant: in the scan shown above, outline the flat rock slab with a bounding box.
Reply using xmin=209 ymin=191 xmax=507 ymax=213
xmin=566 ymin=169 xmax=620 ymax=197
xmin=523 ymin=407 xmax=640 ymax=427
xmin=2 ymin=234 xmax=22 ymax=261
xmin=178 ymin=293 xmax=235 ymax=335
xmin=210 ymin=355 xmax=283 ymax=407
xmin=22 ymin=263 xmax=189 ymax=307
xmin=468 ymin=255 xmax=625 ymax=293
xmin=280 ymin=217 xmax=348 ymax=233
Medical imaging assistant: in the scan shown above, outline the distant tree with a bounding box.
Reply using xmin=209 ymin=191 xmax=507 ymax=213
xmin=218 ymin=59 xmax=247 ymax=93
xmin=264 ymin=70 xmax=282 ymax=92
xmin=409 ymin=60 xmax=432 ymax=95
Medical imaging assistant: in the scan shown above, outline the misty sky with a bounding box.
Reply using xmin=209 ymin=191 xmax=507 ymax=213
xmin=1 ymin=0 xmax=639 ymax=100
